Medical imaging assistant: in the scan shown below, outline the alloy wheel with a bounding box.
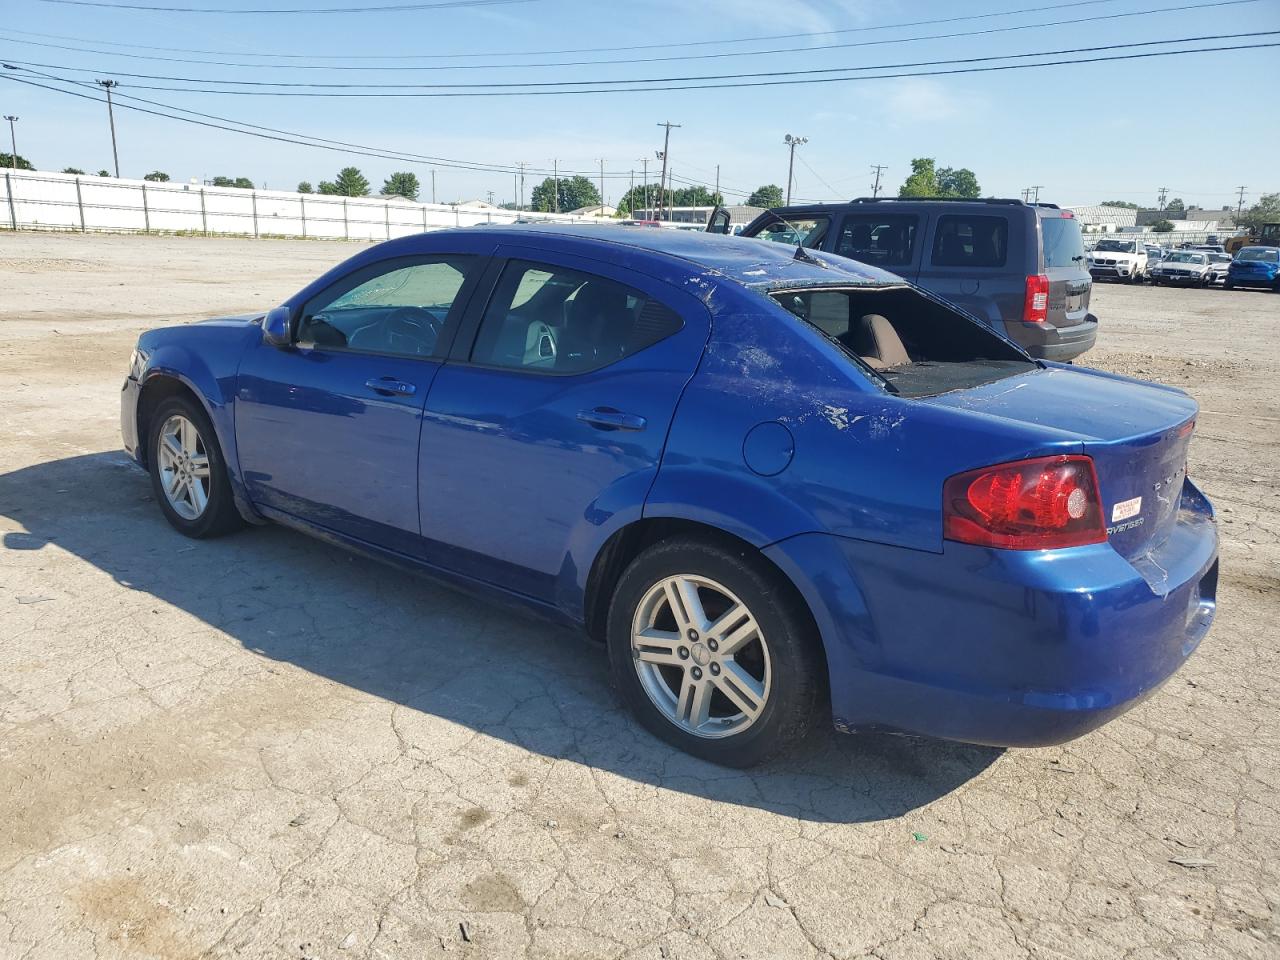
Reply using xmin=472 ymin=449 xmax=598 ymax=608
xmin=630 ymin=574 xmax=772 ymax=739
xmin=156 ymin=414 xmax=211 ymax=520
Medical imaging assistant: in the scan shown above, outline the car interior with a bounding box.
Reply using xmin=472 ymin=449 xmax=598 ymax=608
xmin=771 ymin=285 xmax=1033 ymax=397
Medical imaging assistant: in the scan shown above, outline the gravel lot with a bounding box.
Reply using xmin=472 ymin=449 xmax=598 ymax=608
xmin=1 ymin=232 xmax=1277 ymax=960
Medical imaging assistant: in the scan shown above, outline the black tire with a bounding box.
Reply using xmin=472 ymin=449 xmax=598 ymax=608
xmin=607 ymin=537 xmax=825 ymax=767
xmin=147 ymin=394 xmax=244 ymax=539
xmin=1223 ymin=281 xmax=1234 ymax=290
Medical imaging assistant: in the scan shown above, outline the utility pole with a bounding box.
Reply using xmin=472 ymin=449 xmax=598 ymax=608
xmin=516 ymin=161 xmax=527 ymax=211
xmin=553 ymin=158 xmax=559 ymax=213
xmin=639 ymin=157 xmax=650 ymax=218
xmin=655 ymin=121 xmax=680 ymax=221
xmin=783 ymin=133 xmax=807 ymax=206
xmin=714 ymin=164 xmax=720 ymax=204
xmin=1020 ymin=187 xmax=1032 ymax=203
xmin=430 ymin=169 xmax=436 ymax=204
xmin=1236 ymin=185 xmax=1247 ymax=223
xmin=96 ymin=79 xmax=121 ymax=177
xmin=628 ymin=168 xmax=635 ymax=217
xmin=3 ymin=116 xmax=16 ymax=171
xmin=870 ymin=163 xmax=887 ymax=198
xmin=486 ymin=189 xmax=494 ymax=206
xmin=597 ymin=157 xmax=605 ymax=213
xmin=1157 ymin=186 xmax=1168 ymax=210
xmin=1031 ymin=185 xmax=1044 ymax=203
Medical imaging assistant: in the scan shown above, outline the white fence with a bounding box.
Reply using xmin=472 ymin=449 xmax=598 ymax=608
xmin=0 ymin=169 xmax=599 ymax=240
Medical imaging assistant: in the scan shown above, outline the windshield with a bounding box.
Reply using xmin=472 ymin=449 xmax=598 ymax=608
xmin=1041 ymin=217 xmax=1085 ymax=268
xmin=1238 ymin=247 xmax=1279 ymax=263
xmin=1168 ymin=252 xmax=1207 ymax=264
xmin=1094 ymin=239 xmax=1136 ymax=253
xmin=1210 ymin=254 xmax=1231 ymax=264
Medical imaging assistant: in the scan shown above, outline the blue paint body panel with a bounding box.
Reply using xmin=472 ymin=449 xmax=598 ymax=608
xmin=121 ymin=225 xmax=1219 ymax=748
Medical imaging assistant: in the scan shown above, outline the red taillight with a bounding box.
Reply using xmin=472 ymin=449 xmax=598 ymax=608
xmin=1022 ymin=274 xmax=1050 ymax=324
xmin=943 ymin=455 xmax=1107 ymax=550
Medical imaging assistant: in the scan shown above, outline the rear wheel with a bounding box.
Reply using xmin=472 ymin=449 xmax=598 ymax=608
xmin=607 ymin=538 xmax=824 ymax=767
xmin=148 ymin=395 xmax=244 ymax=538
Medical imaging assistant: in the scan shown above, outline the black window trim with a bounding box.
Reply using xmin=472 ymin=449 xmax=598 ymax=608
xmin=447 ymin=254 xmax=687 ymax=379
xmin=293 ymin=253 xmax=483 ymax=361
xmin=833 ymin=211 xmax=922 ymax=267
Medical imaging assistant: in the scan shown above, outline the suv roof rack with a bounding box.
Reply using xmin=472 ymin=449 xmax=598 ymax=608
xmin=848 ymin=197 xmax=1057 ymax=209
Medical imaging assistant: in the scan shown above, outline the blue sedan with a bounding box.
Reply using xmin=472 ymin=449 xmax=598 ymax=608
xmin=1225 ymin=246 xmax=1280 ymax=291
xmin=121 ymin=226 xmax=1218 ymax=766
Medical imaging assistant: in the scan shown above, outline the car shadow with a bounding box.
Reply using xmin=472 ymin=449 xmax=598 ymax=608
xmin=1 ymin=452 xmax=1002 ymax=824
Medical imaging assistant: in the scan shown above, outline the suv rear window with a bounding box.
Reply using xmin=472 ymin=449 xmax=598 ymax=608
xmin=931 ymin=215 xmax=1008 ymax=268
xmin=835 ymin=214 xmax=918 ymax=266
xmin=1041 ymin=216 xmax=1086 ymax=269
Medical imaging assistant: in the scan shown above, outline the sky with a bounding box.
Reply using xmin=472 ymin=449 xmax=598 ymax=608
xmin=1 ymin=0 xmax=1277 ymax=210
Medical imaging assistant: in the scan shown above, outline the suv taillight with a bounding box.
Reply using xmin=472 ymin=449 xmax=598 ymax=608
xmin=943 ymin=455 xmax=1106 ymax=550
xmin=1022 ymin=274 xmax=1050 ymax=324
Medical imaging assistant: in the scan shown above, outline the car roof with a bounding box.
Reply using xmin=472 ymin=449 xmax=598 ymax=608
xmin=429 ymin=223 xmax=896 ymax=290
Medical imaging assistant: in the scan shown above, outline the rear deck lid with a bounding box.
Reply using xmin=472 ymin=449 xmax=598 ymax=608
xmin=925 ymin=365 xmax=1198 ymax=559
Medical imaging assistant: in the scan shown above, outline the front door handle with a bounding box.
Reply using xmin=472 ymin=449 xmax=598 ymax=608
xmin=577 ymin=407 xmax=647 ymax=432
xmin=365 ymin=377 xmax=416 ymax=397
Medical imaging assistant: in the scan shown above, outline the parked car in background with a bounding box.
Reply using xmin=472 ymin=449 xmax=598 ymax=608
xmin=714 ymin=197 xmax=1096 ymax=361
xmin=120 ymin=225 xmax=1217 ymax=766
xmin=1087 ymin=238 xmax=1148 ymax=283
xmin=1150 ymin=250 xmax=1213 ymax=286
xmin=1225 ymin=246 xmax=1280 ymax=291
xmin=1193 ymin=244 xmax=1227 ymax=255
xmin=1142 ymin=245 xmax=1166 ymax=280
xmin=1207 ymin=253 xmax=1233 ymax=286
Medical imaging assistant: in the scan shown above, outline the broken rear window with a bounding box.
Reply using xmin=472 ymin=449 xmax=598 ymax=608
xmin=769 ymin=286 xmax=1035 ymax=398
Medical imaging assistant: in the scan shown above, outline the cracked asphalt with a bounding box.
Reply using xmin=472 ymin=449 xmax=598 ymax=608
xmin=1 ymin=233 xmax=1277 ymax=959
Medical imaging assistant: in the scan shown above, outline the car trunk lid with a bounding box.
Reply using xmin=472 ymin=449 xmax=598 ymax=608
xmin=925 ymin=366 xmax=1198 ymax=560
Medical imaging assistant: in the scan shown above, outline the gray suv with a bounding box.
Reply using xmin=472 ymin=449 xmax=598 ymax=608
xmin=712 ymin=198 xmax=1096 ymax=361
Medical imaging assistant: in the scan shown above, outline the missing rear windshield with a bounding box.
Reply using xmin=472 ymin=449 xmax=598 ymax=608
xmin=769 ymin=286 xmax=1035 ymax=398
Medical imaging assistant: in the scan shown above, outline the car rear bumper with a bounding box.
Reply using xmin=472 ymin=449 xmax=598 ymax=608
xmin=1010 ymin=315 xmax=1097 ymax=362
xmin=765 ymin=478 xmax=1218 ymax=748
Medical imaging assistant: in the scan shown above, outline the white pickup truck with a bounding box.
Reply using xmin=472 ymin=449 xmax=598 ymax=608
xmin=1087 ymin=238 xmax=1148 ymax=283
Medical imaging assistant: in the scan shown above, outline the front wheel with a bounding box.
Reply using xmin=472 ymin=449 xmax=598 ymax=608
xmin=147 ymin=395 xmax=244 ymax=538
xmin=607 ymin=538 xmax=824 ymax=767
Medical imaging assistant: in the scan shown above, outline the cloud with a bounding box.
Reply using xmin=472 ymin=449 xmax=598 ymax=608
xmin=874 ymin=78 xmax=986 ymax=127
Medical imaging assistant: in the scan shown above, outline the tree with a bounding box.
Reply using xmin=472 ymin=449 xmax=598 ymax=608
xmin=747 ymin=184 xmax=784 ymax=208
xmin=330 ymin=167 xmax=370 ymax=197
xmin=143 ymin=170 xmax=170 ymax=182
xmin=1151 ymin=219 xmax=1175 ymax=233
xmin=1101 ymin=200 xmax=1141 ymax=209
xmin=97 ymin=170 xmax=111 ymax=177
xmin=898 ymin=158 xmax=938 ymax=198
xmin=530 ymin=174 xmax=599 ymax=213
xmin=1238 ymin=193 xmax=1280 ymax=233
xmin=62 ymin=167 xmax=86 ymax=175
xmin=0 ymin=153 xmax=34 ymax=170
xmin=1164 ymin=197 xmax=1186 ymax=214
xmin=232 ymin=177 xmax=254 ymax=189
xmin=317 ymin=181 xmax=339 ymax=195
xmin=615 ymin=183 xmax=722 ymax=216
xmin=296 ymin=181 xmax=313 ymax=193
xmin=381 ymin=171 xmax=420 ymax=200
xmin=936 ymin=166 xmax=981 ymax=199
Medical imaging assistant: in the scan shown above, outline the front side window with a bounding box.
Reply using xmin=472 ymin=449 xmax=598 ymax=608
xmin=835 ymin=214 xmax=918 ymax=266
xmin=931 ymin=215 xmax=1009 ymax=268
xmin=297 ymin=256 xmax=472 ymax=357
xmin=753 ymin=216 xmax=830 ymax=250
xmin=470 ymin=261 xmax=682 ymax=374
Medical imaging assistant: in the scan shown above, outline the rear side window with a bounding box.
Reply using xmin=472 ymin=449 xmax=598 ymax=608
xmin=470 ymin=261 xmax=682 ymax=375
xmin=931 ymin=215 xmax=1008 ymax=268
xmin=1041 ymin=216 xmax=1086 ymax=269
xmin=753 ymin=216 xmax=830 ymax=249
xmin=835 ymin=214 xmax=918 ymax=266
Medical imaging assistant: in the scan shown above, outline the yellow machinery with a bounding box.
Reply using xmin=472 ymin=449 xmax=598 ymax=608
xmin=1227 ymin=223 xmax=1280 ymax=254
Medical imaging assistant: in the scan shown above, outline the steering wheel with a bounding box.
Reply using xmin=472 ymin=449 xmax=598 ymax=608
xmin=383 ymin=306 xmax=444 ymax=355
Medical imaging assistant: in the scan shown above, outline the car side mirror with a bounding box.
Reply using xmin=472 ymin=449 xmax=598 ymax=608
xmin=262 ymin=305 xmax=293 ymax=347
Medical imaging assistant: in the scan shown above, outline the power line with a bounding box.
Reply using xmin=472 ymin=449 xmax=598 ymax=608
xmin=2 ymin=0 xmax=1135 ymax=57
xmin=9 ymin=32 xmax=1275 ymax=94
xmin=0 ymin=1 xmax=1256 ymax=71
xmin=33 ymin=0 xmax=538 ymax=13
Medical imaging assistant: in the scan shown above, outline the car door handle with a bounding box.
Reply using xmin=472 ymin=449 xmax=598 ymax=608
xmin=577 ymin=408 xmax=647 ymax=432
xmin=365 ymin=377 xmax=416 ymax=397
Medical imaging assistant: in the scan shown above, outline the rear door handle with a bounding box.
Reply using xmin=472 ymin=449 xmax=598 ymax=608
xmin=365 ymin=377 xmax=416 ymax=397
xmin=577 ymin=408 xmax=647 ymax=432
